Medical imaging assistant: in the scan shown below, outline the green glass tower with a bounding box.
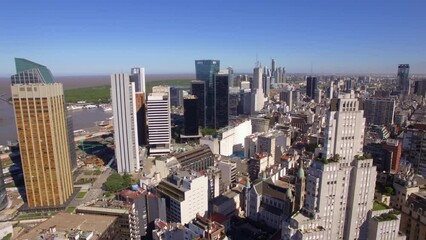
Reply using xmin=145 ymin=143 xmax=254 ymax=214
xmin=195 ymin=60 xmax=220 ymax=129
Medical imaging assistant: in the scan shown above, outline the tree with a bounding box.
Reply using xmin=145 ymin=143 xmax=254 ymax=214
xmin=384 ymin=186 xmax=394 ymax=196
xmin=104 ymin=173 xmax=133 ymax=193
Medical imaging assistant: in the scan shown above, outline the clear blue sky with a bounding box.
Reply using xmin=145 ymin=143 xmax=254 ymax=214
xmin=0 ymin=0 xmax=425 ymax=76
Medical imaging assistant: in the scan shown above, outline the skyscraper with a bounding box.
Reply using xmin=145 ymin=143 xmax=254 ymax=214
xmin=135 ymin=92 xmax=147 ymax=146
xmin=11 ymin=58 xmax=74 ymax=208
xmin=183 ymin=95 xmax=199 ymax=136
xmin=214 ymin=70 xmax=230 ymax=129
xmin=191 ymin=80 xmax=206 ymax=128
xmin=111 ymin=73 xmax=140 ymax=173
xmin=195 ymin=60 xmax=220 ymax=128
xmin=398 ymin=64 xmax=410 ymax=94
xmin=131 ymin=68 xmax=147 ymax=147
xmin=147 ymin=86 xmax=171 ymax=156
xmin=363 ymin=98 xmax=395 ymax=126
xmin=0 ymin=161 xmax=8 ymax=211
xmin=283 ymin=92 xmax=376 ymax=240
xmin=306 ymin=76 xmax=317 ymax=99
xmin=130 ymin=67 xmax=146 ymax=93
xmin=253 ymin=66 xmax=265 ymax=112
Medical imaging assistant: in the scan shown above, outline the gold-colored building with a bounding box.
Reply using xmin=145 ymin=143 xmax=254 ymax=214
xmin=11 ymin=58 xmax=73 ymax=208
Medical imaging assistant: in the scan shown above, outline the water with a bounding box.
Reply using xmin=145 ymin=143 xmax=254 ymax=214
xmin=0 ymin=101 xmax=112 ymax=145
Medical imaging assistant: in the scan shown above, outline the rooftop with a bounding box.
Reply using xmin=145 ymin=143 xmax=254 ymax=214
xmin=372 ymin=201 xmax=390 ymax=211
xmin=17 ymin=212 xmax=117 ymax=240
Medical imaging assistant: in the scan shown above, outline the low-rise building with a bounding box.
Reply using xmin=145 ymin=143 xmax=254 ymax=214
xmin=17 ymin=212 xmax=119 ymax=240
xmin=367 ymin=202 xmax=405 ymax=240
xmin=400 ymin=192 xmax=426 ymax=239
xmin=76 ymin=200 xmax=140 ymax=239
xmin=116 ymin=187 xmax=167 ymax=239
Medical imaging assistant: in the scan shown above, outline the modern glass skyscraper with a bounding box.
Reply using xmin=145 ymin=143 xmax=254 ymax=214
xmin=398 ymin=64 xmax=410 ymax=94
xmin=191 ymin=80 xmax=206 ymax=128
xmin=11 ymin=58 xmax=74 ymax=208
xmin=195 ymin=60 xmax=220 ymax=128
xmin=306 ymin=76 xmax=317 ymax=99
xmin=183 ymin=95 xmax=199 ymax=136
xmin=214 ymin=71 xmax=230 ymax=129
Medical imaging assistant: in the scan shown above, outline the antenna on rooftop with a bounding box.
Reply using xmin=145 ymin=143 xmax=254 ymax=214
xmin=310 ymin=62 xmax=313 ymax=75
xmin=255 ymin=54 xmax=260 ymax=68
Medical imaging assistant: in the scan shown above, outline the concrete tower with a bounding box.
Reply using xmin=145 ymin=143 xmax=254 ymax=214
xmin=111 ymin=73 xmax=140 ymax=173
xmin=147 ymin=86 xmax=171 ymax=156
xmin=282 ymin=92 xmax=376 ymax=240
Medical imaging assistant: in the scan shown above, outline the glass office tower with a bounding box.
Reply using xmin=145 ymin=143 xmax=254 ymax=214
xmin=398 ymin=64 xmax=410 ymax=94
xmin=11 ymin=58 xmax=74 ymax=208
xmin=195 ymin=60 xmax=220 ymax=128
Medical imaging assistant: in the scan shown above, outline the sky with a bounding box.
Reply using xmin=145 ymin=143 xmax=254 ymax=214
xmin=0 ymin=0 xmax=425 ymax=76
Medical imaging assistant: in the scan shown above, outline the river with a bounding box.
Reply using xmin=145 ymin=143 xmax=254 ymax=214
xmin=0 ymin=101 xmax=112 ymax=146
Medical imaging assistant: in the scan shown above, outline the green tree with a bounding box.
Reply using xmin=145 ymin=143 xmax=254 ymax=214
xmin=385 ymin=186 xmax=394 ymax=196
xmin=105 ymin=173 xmax=124 ymax=192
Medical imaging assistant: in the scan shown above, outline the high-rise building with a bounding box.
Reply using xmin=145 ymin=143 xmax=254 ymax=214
xmin=363 ymin=98 xmax=395 ymax=126
xmin=398 ymin=64 xmax=410 ymax=94
xmin=414 ymin=79 xmax=426 ymax=96
xmin=306 ymin=76 xmax=317 ymax=99
xmin=271 ymin=58 xmax=276 ymax=76
xmin=183 ymin=95 xmax=199 ymax=136
xmin=279 ymin=89 xmax=293 ymax=111
xmin=135 ymin=92 xmax=147 ymax=146
xmin=156 ymin=171 xmax=208 ymax=224
xmin=191 ymin=80 xmax=206 ymax=128
xmin=253 ymin=66 xmax=265 ymax=112
xmin=238 ymin=89 xmax=252 ymax=115
xmin=66 ymin=115 xmax=77 ymax=169
xmin=402 ymin=123 xmax=426 ymax=177
xmin=130 ymin=67 xmax=146 ymax=93
xmin=131 ymin=68 xmax=147 ymax=147
xmin=11 ymin=58 xmax=73 ymax=208
xmin=283 ymin=92 xmax=376 ymax=240
xmin=170 ymin=86 xmax=184 ymax=107
xmin=214 ymin=70 xmax=230 ymax=129
xmin=195 ymin=60 xmax=220 ymax=128
xmin=344 ymin=79 xmax=353 ymax=92
xmin=111 ymin=73 xmax=140 ymax=173
xmin=147 ymin=86 xmax=171 ymax=156
xmin=0 ymin=161 xmax=8 ymax=211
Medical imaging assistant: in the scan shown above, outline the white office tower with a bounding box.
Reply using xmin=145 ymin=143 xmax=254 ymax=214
xmin=253 ymin=66 xmax=266 ymax=112
xmin=130 ymin=67 xmax=146 ymax=93
xmin=147 ymin=86 xmax=171 ymax=156
xmin=156 ymin=171 xmax=208 ymax=224
xmin=111 ymin=73 xmax=140 ymax=173
xmin=282 ymin=92 xmax=376 ymax=240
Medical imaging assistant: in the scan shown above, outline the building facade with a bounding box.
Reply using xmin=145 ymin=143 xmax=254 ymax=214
xmin=191 ymin=80 xmax=206 ymax=128
xmin=363 ymin=98 xmax=395 ymax=126
xmin=111 ymin=73 xmax=140 ymax=172
xmin=398 ymin=64 xmax=410 ymax=95
xmin=283 ymin=92 xmax=377 ymax=240
xmin=11 ymin=58 xmax=74 ymax=208
xmin=0 ymin=161 xmax=8 ymax=211
xmin=147 ymin=86 xmax=171 ymax=156
xmin=306 ymin=76 xmax=317 ymax=99
xmin=195 ymin=60 xmax=220 ymax=128
xmin=156 ymin=171 xmax=208 ymax=224
xmin=183 ymin=95 xmax=199 ymax=136
xmin=214 ymin=70 xmax=230 ymax=129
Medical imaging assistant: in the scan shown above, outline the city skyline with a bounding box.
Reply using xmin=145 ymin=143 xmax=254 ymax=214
xmin=0 ymin=0 xmax=425 ymax=76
